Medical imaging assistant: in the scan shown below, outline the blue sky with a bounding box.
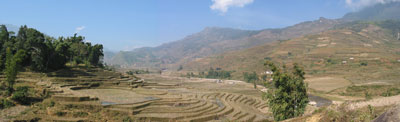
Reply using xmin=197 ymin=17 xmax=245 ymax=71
xmin=0 ymin=0 xmax=374 ymax=51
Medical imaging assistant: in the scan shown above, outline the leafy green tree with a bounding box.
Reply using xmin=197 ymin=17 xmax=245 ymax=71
xmin=243 ymin=72 xmax=259 ymax=89
xmin=0 ymin=25 xmax=8 ymax=47
xmin=206 ymin=67 xmax=232 ymax=79
xmin=0 ymin=25 xmax=9 ymax=71
xmin=88 ymin=44 xmax=104 ymax=66
xmin=5 ymin=48 xmax=26 ymax=95
xmin=1 ymin=25 xmax=103 ymax=73
xmin=264 ymin=62 xmax=309 ymax=121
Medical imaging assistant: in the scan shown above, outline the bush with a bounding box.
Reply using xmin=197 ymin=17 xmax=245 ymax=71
xmin=123 ymin=116 xmax=133 ymax=122
xmin=0 ymin=98 xmax=15 ymax=109
xmin=55 ymin=111 xmax=66 ymax=116
xmin=73 ymin=112 xmax=89 ymax=117
xmin=360 ymin=62 xmax=368 ymax=66
xmin=11 ymin=86 xmax=30 ymax=104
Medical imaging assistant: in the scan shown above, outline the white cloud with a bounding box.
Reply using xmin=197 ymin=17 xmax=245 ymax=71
xmin=345 ymin=0 xmax=400 ymax=9
xmin=75 ymin=26 xmax=86 ymax=34
xmin=210 ymin=0 xmax=254 ymax=14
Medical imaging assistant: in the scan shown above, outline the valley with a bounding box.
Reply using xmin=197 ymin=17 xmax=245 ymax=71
xmin=2 ymin=1 xmax=400 ymax=122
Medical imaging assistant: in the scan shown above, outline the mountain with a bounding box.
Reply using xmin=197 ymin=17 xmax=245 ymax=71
xmin=107 ymin=17 xmax=340 ymax=69
xmin=1 ymin=24 xmax=19 ymax=33
xmin=108 ymin=2 xmax=400 ymax=70
xmin=184 ymin=21 xmax=400 ymax=83
xmin=103 ymin=49 xmax=116 ymax=65
xmin=342 ymin=2 xmax=400 ymax=21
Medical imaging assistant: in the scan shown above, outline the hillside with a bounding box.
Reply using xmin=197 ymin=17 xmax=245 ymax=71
xmin=107 ymin=17 xmax=340 ymax=69
xmin=342 ymin=2 xmax=400 ymax=21
xmin=184 ymin=21 xmax=400 ymax=84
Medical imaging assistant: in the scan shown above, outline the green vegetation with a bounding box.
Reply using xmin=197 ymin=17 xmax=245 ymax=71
xmin=123 ymin=116 xmax=133 ymax=122
xmin=126 ymin=69 xmax=150 ymax=75
xmin=0 ymin=98 xmax=15 ymax=109
xmin=0 ymin=25 xmax=104 ymax=109
xmin=264 ymin=62 xmax=308 ymax=121
xmin=4 ymin=48 xmax=26 ymax=95
xmin=11 ymin=86 xmax=30 ymax=105
xmin=204 ymin=67 xmax=232 ymax=79
xmin=186 ymin=72 xmax=195 ymax=78
xmin=182 ymin=68 xmax=232 ymax=79
xmin=55 ymin=111 xmax=66 ymax=117
xmin=243 ymin=72 xmax=259 ymax=89
xmin=0 ymin=25 xmax=104 ymax=73
xmin=360 ymin=61 xmax=368 ymax=66
xmin=73 ymin=112 xmax=89 ymax=117
xmin=177 ymin=65 xmax=183 ymax=71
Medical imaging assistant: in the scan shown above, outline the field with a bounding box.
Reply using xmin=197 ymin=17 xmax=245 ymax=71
xmin=305 ymin=77 xmax=351 ymax=92
xmin=3 ymin=67 xmax=276 ymax=121
xmin=2 ymin=65 xmax=400 ymax=121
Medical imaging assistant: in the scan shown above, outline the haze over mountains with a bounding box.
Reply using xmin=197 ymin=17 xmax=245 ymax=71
xmin=105 ymin=2 xmax=400 ymax=71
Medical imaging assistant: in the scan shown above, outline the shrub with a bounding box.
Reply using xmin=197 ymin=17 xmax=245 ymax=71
xmin=360 ymin=62 xmax=368 ymax=66
xmin=73 ymin=112 xmax=89 ymax=117
xmin=123 ymin=116 xmax=133 ymax=122
xmin=55 ymin=111 xmax=66 ymax=116
xmin=11 ymin=86 xmax=30 ymax=104
xmin=0 ymin=98 xmax=15 ymax=109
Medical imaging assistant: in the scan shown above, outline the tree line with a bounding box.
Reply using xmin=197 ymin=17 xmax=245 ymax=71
xmin=0 ymin=25 xmax=104 ymax=106
xmin=203 ymin=67 xmax=232 ymax=79
xmin=0 ymin=25 xmax=104 ymax=72
xmin=183 ymin=68 xmax=233 ymax=79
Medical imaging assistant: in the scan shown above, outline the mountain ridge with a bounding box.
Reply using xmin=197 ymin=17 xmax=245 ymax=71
xmin=107 ymin=17 xmax=340 ymax=69
xmin=184 ymin=20 xmax=400 ymax=83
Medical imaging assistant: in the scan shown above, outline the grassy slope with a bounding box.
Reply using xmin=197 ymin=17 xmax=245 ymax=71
xmin=184 ymin=22 xmax=400 ymax=84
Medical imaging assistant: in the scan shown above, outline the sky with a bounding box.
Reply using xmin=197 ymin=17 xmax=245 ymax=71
xmin=0 ymin=0 xmax=391 ymax=51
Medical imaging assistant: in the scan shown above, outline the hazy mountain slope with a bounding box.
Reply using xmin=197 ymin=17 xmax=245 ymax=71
xmin=0 ymin=24 xmax=19 ymax=33
xmin=342 ymin=2 xmax=400 ymax=21
xmin=103 ymin=50 xmax=116 ymax=64
xmin=107 ymin=17 xmax=340 ymax=69
xmin=184 ymin=21 xmax=400 ymax=83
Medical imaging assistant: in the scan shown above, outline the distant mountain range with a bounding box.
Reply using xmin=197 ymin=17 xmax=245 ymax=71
xmin=185 ymin=20 xmax=400 ymax=82
xmin=105 ymin=2 xmax=400 ymax=71
xmin=342 ymin=2 xmax=400 ymax=21
xmin=107 ymin=17 xmax=340 ymax=69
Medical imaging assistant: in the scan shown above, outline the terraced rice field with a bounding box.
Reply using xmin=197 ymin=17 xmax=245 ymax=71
xmin=98 ymin=74 xmax=273 ymax=121
xmin=32 ymin=67 xmax=273 ymax=121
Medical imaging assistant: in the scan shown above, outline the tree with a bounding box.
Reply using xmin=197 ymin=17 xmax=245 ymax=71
xmin=243 ymin=72 xmax=259 ymax=89
xmin=5 ymin=48 xmax=26 ymax=95
xmin=1 ymin=25 xmax=104 ymax=73
xmin=0 ymin=25 xmax=9 ymax=71
xmin=0 ymin=25 xmax=8 ymax=47
xmin=177 ymin=65 xmax=183 ymax=71
xmin=264 ymin=62 xmax=309 ymax=121
xmin=88 ymin=44 xmax=103 ymax=66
